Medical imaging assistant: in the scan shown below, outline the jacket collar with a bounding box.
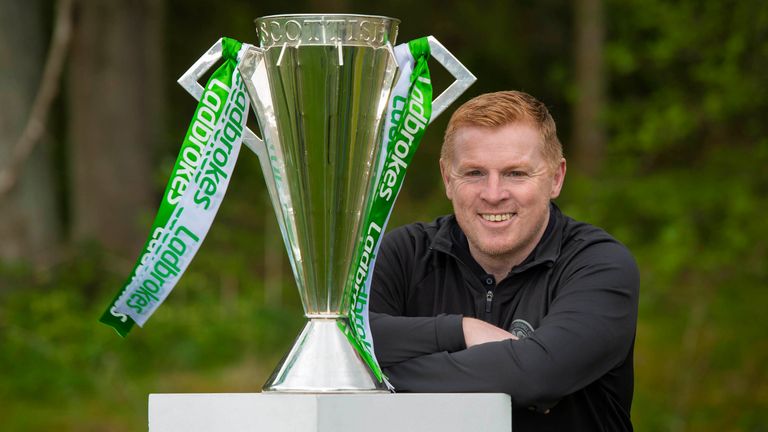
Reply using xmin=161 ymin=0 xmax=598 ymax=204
xmin=430 ymin=203 xmax=565 ymax=276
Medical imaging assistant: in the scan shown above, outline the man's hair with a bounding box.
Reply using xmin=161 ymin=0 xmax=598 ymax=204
xmin=441 ymin=90 xmax=563 ymax=168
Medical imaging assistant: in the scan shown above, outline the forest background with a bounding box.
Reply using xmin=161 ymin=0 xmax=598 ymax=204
xmin=1 ymin=0 xmax=766 ymax=430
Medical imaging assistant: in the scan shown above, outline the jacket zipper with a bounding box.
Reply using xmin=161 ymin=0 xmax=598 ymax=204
xmin=485 ymin=290 xmax=494 ymax=314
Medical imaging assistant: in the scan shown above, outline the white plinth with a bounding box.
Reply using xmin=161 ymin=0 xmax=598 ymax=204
xmin=149 ymin=393 xmax=511 ymax=432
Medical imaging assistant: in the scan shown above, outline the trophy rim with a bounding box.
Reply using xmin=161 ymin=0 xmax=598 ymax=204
xmin=255 ymin=13 xmax=401 ymax=25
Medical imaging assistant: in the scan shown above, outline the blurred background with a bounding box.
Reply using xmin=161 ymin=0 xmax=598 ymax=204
xmin=1 ymin=0 xmax=766 ymax=430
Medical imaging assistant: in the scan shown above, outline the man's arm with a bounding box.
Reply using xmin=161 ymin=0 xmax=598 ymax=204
xmin=370 ymin=312 xmax=466 ymax=367
xmin=379 ymin=241 xmax=639 ymax=410
xmin=371 ymin=313 xmax=517 ymax=367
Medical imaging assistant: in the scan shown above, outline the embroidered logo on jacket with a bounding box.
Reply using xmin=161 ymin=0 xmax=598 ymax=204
xmin=510 ymin=319 xmax=535 ymax=339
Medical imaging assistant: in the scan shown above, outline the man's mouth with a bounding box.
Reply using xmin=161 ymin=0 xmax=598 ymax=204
xmin=480 ymin=213 xmax=516 ymax=222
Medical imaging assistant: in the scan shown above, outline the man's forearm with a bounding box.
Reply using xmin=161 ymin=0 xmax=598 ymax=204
xmin=382 ymin=338 xmax=565 ymax=411
xmin=462 ymin=317 xmax=518 ymax=347
xmin=370 ymin=312 xmax=465 ymax=367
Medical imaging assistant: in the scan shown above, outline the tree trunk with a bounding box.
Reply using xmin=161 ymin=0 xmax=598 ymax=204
xmin=0 ymin=0 xmax=61 ymax=266
xmin=572 ymin=0 xmax=606 ymax=176
xmin=67 ymin=0 xmax=164 ymax=257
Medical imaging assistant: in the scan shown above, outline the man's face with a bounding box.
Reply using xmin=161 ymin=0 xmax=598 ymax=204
xmin=440 ymin=122 xmax=566 ymax=268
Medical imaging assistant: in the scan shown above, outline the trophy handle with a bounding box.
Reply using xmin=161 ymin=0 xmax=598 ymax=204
xmin=177 ymin=39 xmax=267 ymax=158
xmin=425 ymin=36 xmax=477 ymax=123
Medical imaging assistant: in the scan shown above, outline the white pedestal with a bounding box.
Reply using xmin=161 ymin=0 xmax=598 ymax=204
xmin=149 ymin=393 xmax=511 ymax=432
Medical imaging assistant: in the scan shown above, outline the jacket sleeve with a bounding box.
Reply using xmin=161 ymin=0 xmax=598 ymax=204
xmin=369 ymin=226 xmax=466 ymax=367
xmin=370 ymin=312 xmax=465 ymax=367
xmin=381 ymin=241 xmax=639 ymax=410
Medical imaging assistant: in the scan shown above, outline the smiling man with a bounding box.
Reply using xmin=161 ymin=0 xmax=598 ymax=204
xmin=370 ymin=91 xmax=639 ymax=431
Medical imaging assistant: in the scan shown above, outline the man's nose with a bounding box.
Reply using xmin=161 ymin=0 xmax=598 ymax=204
xmin=480 ymin=173 xmax=509 ymax=203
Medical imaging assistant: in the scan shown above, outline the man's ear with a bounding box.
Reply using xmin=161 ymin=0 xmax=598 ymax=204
xmin=550 ymin=158 xmax=567 ymax=199
xmin=439 ymin=158 xmax=453 ymax=200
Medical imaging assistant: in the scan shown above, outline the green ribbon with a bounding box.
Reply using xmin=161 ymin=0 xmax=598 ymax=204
xmin=100 ymin=37 xmax=246 ymax=336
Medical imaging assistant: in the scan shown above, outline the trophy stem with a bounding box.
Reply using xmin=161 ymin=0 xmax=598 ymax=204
xmin=263 ymin=317 xmax=388 ymax=392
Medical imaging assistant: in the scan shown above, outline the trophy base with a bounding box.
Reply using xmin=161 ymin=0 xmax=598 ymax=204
xmin=263 ymin=317 xmax=389 ymax=393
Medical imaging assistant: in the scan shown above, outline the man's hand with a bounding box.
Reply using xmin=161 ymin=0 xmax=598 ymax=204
xmin=462 ymin=317 xmax=518 ymax=348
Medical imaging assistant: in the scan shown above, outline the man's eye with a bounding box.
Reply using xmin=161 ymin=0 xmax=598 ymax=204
xmin=507 ymin=171 xmax=527 ymax=177
xmin=465 ymin=170 xmax=483 ymax=177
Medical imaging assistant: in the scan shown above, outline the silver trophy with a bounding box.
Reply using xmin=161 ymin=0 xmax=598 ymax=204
xmin=178 ymin=14 xmax=475 ymax=392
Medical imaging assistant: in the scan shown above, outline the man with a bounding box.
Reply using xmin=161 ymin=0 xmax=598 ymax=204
xmin=370 ymin=91 xmax=639 ymax=431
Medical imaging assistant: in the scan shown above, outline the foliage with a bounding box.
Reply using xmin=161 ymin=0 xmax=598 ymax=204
xmin=0 ymin=174 xmax=304 ymax=431
xmin=558 ymin=1 xmax=768 ymax=429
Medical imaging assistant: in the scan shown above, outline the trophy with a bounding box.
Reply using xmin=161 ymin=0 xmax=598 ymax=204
xmin=177 ymin=14 xmax=475 ymax=392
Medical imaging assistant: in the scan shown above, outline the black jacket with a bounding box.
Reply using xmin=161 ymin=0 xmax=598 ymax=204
xmin=370 ymin=204 xmax=639 ymax=432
